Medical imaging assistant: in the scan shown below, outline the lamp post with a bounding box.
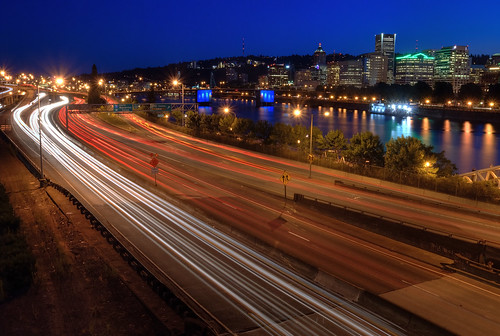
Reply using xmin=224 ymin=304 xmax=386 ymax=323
xmin=173 ymin=79 xmax=185 ymax=126
xmin=37 ymin=83 xmax=44 ymax=183
xmin=293 ymin=108 xmax=313 ymax=178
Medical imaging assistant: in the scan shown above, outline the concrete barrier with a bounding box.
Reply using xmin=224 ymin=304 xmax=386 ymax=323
xmin=295 ymin=193 xmax=500 ymax=283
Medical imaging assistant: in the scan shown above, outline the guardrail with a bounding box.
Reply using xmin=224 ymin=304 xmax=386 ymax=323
xmin=294 ymin=192 xmax=487 ymax=244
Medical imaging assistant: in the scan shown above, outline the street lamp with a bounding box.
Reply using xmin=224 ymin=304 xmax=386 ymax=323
xmin=293 ymin=108 xmax=313 ymax=178
xmin=37 ymin=82 xmax=45 ymax=185
xmin=172 ymin=79 xmax=185 ymax=126
xmin=98 ymin=79 xmax=106 ymax=95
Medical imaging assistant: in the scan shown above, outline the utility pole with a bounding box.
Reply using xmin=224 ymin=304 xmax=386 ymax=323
xmin=309 ymin=113 xmax=313 ymax=178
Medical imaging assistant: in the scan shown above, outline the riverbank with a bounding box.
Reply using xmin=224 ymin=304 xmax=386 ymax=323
xmin=417 ymin=105 xmax=500 ymax=122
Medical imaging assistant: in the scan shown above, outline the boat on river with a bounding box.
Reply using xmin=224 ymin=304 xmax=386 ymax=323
xmin=370 ymin=102 xmax=417 ymax=116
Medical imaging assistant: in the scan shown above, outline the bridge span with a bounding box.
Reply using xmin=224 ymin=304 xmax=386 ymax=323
xmin=460 ymin=165 xmax=500 ymax=188
xmin=0 ymin=86 xmax=14 ymax=107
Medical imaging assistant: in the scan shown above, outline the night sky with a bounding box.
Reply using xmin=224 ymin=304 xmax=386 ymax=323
xmin=1 ymin=0 xmax=499 ymax=75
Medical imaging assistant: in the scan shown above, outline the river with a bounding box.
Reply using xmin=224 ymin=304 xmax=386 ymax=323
xmin=196 ymin=98 xmax=500 ymax=174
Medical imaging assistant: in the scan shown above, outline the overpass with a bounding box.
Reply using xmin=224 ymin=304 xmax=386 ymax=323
xmin=460 ymin=165 xmax=500 ymax=188
xmin=0 ymin=86 xmax=14 ymax=107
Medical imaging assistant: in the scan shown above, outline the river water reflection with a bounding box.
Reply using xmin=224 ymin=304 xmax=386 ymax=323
xmin=198 ymin=99 xmax=499 ymax=173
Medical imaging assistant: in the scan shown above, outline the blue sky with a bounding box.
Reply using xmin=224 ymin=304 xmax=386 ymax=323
xmin=1 ymin=0 xmax=499 ymax=75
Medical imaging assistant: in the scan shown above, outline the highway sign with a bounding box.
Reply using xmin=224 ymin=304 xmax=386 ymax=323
xmin=113 ymin=104 xmax=133 ymax=112
xmin=151 ymin=103 xmax=172 ymax=111
xmin=280 ymin=171 xmax=290 ymax=185
xmin=149 ymin=153 xmax=159 ymax=167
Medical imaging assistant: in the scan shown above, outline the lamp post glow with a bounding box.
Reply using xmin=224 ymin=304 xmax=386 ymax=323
xmin=293 ymin=108 xmax=313 ymax=178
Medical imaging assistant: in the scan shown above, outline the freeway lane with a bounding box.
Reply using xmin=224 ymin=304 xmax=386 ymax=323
xmin=64 ymin=109 xmax=445 ymax=294
xmin=55 ymin=106 xmax=500 ymax=335
xmin=9 ymin=97 xmax=409 ymax=335
xmin=135 ymin=118 xmax=500 ymax=243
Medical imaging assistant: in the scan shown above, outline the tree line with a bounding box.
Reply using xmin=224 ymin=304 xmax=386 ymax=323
xmin=162 ymin=110 xmax=457 ymax=177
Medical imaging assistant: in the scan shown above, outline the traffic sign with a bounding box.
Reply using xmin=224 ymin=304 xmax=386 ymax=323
xmin=308 ymin=154 xmax=314 ymax=163
xmin=149 ymin=153 xmax=159 ymax=167
xmin=151 ymin=103 xmax=172 ymax=111
xmin=113 ymin=104 xmax=133 ymax=112
xmin=151 ymin=167 xmax=159 ymax=174
xmin=280 ymin=171 xmax=290 ymax=185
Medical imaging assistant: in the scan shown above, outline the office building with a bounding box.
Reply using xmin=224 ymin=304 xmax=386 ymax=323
xmin=487 ymin=53 xmax=500 ymax=72
xmin=375 ymin=33 xmax=396 ymax=83
xmin=339 ymin=59 xmax=363 ymax=87
xmin=311 ymin=43 xmax=328 ymax=85
xmin=268 ymin=64 xmax=290 ymax=87
xmin=395 ymin=52 xmax=435 ymax=85
xmin=225 ymin=68 xmax=238 ymax=83
xmin=327 ymin=62 xmax=340 ymax=87
xmin=434 ymin=45 xmax=470 ymax=93
xmin=362 ymin=53 xmax=388 ymax=86
xmin=295 ymin=69 xmax=317 ymax=89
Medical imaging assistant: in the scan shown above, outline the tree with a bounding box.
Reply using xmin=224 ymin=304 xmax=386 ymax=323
xmin=458 ymin=83 xmax=483 ymax=103
xmin=87 ymin=64 xmax=106 ymax=104
xmin=219 ymin=115 xmax=237 ymax=134
xmin=486 ymin=83 xmax=500 ymax=105
xmin=430 ymin=150 xmax=457 ymax=177
xmin=200 ymin=114 xmax=221 ymax=133
xmin=233 ymin=118 xmax=255 ymax=140
xmin=385 ymin=136 xmax=437 ymax=175
xmin=432 ymin=82 xmax=454 ymax=104
xmin=318 ymin=129 xmax=347 ymax=160
xmin=413 ymin=81 xmax=433 ymax=103
xmin=385 ymin=136 xmax=456 ymax=177
xmin=292 ymin=124 xmax=309 ymax=150
xmin=186 ymin=112 xmax=202 ymax=134
xmin=344 ymin=131 xmax=384 ymax=166
xmin=269 ymin=123 xmax=293 ymax=146
xmin=254 ymin=120 xmax=273 ymax=144
xmin=146 ymin=85 xmax=156 ymax=103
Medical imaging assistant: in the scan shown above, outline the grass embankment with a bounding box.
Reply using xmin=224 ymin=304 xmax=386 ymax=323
xmin=95 ymin=112 xmax=137 ymax=133
xmin=0 ymin=183 xmax=35 ymax=301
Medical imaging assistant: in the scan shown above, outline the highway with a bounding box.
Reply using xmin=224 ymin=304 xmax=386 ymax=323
xmin=7 ymin=94 xmax=411 ymax=335
xmin=47 ymin=99 xmax=500 ymax=336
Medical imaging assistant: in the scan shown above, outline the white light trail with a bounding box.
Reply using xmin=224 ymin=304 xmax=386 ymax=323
xmin=12 ymin=98 xmax=404 ymax=336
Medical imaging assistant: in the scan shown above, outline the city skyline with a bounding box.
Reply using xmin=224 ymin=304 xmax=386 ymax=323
xmin=1 ymin=0 xmax=499 ymax=75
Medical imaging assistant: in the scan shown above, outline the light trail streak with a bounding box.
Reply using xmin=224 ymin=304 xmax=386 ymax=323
xmin=63 ymin=106 xmax=500 ymax=297
xmin=127 ymin=113 xmax=500 ymax=242
xmin=63 ymin=106 xmax=500 ymax=313
xmin=11 ymin=98 xmax=405 ymax=335
xmin=123 ymin=114 xmax=500 ymax=223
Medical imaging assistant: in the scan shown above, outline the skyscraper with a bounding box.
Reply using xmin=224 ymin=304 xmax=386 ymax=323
xmin=362 ymin=53 xmax=388 ymax=86
xmin=375 ymin=33 xmax=396 ymax=83
xmin=313 ymin=43 xmax=327 ymax=69
xmin=434 ymin=45 xmax=470 ymax=93
xmin=395 ymin=52 xmax=435 ymax=85
xmin=312 ymin=43 xmax=327 ymax=85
